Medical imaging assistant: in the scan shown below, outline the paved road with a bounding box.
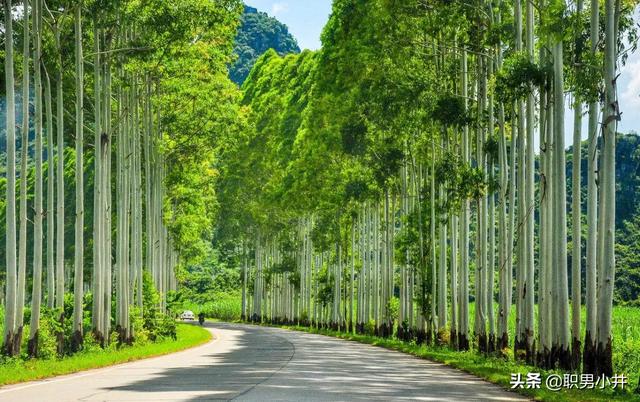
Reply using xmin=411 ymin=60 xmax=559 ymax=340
xmin=0 ymin=323 xmax=528 ymax=401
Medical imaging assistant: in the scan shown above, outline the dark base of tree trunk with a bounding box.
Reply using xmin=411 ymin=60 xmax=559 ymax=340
xmin=450 ymin=329 xmax=458 ymax=349
xmin=458 ymin=333 xmax=469 ymax=351
xmin=2 ymin=332 xmax=15 ymax=357
xmin=551 ymin=344 xmax=573 ymax=370
xmin=71 ymin=330 xmax=83 ymax=352
xmin=498 ymin=332 xmax=508 ymax=350
xmin=93 ymin=330 xmax=106 ymax=348
xmin=27 ymin=332 xmax=39 ymax=358
xmin=12 ymin=327 xmax=23 ymax=356
xmin=116 ymin=326 xmax=133 ymax=346
xmin=477 ymin=332 xmax=487 ymax=353
xmin=378 ymin=322 xmax=392 ymax=338
xmin=250 ymin=314 xmax=261 ymax=323
xmin=241 ymin=313 xmax=246 ymax=321
xmin=514 ymin=336 xmax=526 ymax=360
xmin=583 ymin=332 xmax=597 ymax=374
xmin=57 ymin=314 xmax=65 ymax=355
xmin=536 ymin=347 xmax=551 ymax=369
xmin=487 ymin=334 xmax=496 ymax=354
xmin=571 ymin=338 xmax=581 ymax=370
xmin=405 ymin=328 xmax=416 ymax=342
xmin=525 ymin=332 xmax=535 ymax=365
xmin=594 ymin=337 xmax=613 ymax=377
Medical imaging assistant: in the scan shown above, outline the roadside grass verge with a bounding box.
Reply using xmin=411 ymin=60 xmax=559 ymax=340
xmin=267 ymin=324 xmax=638 ymax=402
xmin=0 ymin=323 xmax=211 ymax=387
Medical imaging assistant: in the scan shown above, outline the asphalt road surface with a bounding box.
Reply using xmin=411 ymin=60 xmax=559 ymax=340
xmin=0 ymin=322 xmax=528 ymax=401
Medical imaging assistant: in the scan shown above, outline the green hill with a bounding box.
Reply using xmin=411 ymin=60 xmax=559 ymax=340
xmin=229 ymin=5 xmax=300 ymax=85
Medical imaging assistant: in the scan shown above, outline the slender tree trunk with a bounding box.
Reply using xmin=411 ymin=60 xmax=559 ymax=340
xmin=28 ymin=0 xmax=44 ymax=357
xmin=595 ymin=0 xmax=618 ymax=376
xmin=3 ymin=0 xmax=18 ymax=357
xmin=571 ymin=100 xmax=583 ymax=369
xmin=458 ymin=50 xmax=470 ymax=351
xmin=430 ymin=147 xmax=437 ymax=341
xmin=437 ymin=138 xmax=447 ymax=336
xmin=475 ymin=54 xmax=488 ymax=353
xmin=45 ymin=70 xmax=56 ymax=310
xmin=55 ymin=27 xmax=65 ymax=354
xmin=583 ymin=0 xmax=600 ymax=375
xmin=350 ymin=222 xmax=355 ymax=333
xmin=552 ymin=37 xmax=571 ymax=369
xmin=92 ymin=26 xmax=104 ymax=344
xmin=72 ymin=2 xmax=85 ymax=351
xmin=102 ymin=54 xmax=113 ymax=340
xmin=15 ymin=0 xmax=30 ymax=356
xmin=568 ymin=0 xmax=585 ymax=370
xmin=524 ymin=0 xmax=536 ymax=363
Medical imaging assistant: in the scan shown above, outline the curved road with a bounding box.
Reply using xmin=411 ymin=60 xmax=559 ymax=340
xmin=0 ymin=323 xmax=527 ymax=401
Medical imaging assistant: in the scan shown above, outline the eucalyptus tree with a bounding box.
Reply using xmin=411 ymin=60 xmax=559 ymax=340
xmin=551 ymin=0 xmax=571 ymax=369
xmin=91 ymin=22 xmax=105 ymax=343
xmin=45 ymin=70 xmax=56 ymax=310
xmin=54 ymin=6 xmax=66 ymax=326
xmin=14 ymin=0 xmax=32 ymax=356
xmin=584 ymin=0 xmax=600 ymax=375
xmin=72 ymin=0 xmax=85 ymax=351
xmin=523 ymin=0 xmax=536 ymax=362
xmin=458 ymin=49 xmax=470 ymax=351
xmin=571 ymin=0 xmax=585 ymax=369
xmin=29 ymin=0 xmax=45 ymax=357
xmin=595 ymin=0 xmax=620 ymax=376
xmin=3 ymin=0 xmax=18 ymax=357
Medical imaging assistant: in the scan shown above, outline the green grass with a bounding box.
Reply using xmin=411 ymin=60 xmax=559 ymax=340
xmin=0 ymin=323 xmax=211 ymax=386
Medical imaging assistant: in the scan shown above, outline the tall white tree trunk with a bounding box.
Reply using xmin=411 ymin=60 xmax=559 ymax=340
xmin=91 ymin=26 xmax=104 ymax=343
xmin=524 ymin=0 xmax=536 ymax=362
xmin=3 ymin=0 xmax=18 ymax=357
xmin=15 ymin=0 xmax=30 ymax=355
xmin=28 ymin=0 xmax=44 ymax=357
xmin=45 ymin=71 xmax=56 ymax=310
xmin=459 ymin=49 xmax=470 ymax=351
xmin=72 ymin=1 xmax=85 ymax=351
xmin=552 ymin=38 xmax=571 ymax=369
xmin=595 ymin=0 xmax=618 ymax=376
xmin=55 ymin=26 xmax=66 ymax=355
xmin=583 ymin=0 xmax=600 ymax=375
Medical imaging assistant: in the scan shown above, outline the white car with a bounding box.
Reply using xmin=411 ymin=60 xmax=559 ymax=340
xmin=180 ymin=310 xmax=195 ymax=321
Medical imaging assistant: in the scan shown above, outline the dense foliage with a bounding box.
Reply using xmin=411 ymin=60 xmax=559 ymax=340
xmin=228 ymin=5 xmax=300 ymax=85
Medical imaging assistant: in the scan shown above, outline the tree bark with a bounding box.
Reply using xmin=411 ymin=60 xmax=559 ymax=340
xmin=72 ymin=1 xmax=85 ymax=351
xmin=3 ymin=0 xmax=18 ymax=357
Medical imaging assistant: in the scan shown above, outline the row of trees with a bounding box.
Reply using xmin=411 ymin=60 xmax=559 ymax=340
xmin=2 ymin=0 xmax=244 ymax=356
xmin=219 ymin=0 xmax=635 ymax=379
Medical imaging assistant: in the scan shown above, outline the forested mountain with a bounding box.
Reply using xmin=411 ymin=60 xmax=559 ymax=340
xmin=229 ymin=5 xmax=300 ymax=85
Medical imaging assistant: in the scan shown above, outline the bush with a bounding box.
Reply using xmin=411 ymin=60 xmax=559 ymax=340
xmin=141 ymin=272 xmax=177 ymax=341
xmin=177 ymin=292 xmax=242 ymax=322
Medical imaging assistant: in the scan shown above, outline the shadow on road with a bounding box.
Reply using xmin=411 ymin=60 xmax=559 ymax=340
xmin=105 ymin=323 xmax=526 ymax=401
